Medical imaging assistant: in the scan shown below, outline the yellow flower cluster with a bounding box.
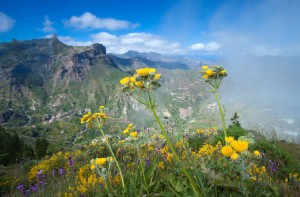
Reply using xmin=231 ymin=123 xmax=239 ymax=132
xmin=220 ymin=137 xmax=249 ymax=160
xmin=249 ymin=164 xmax=269 ymax=182
xmin=225 ymin=136 xmax=235 ymax=144
xmin=201 ymin=65 xmax=227 ymax=80
xmin=200 ymin=65 xmax=227 ymax=89
xmin=76 ymin=164 xmax=104 ymax=194
xmin=80 ymin=106 xmax=108 ymax=128
xmin=196 ymin=127 xmax=218 ymax=137
xmin=123 ymin=123 xmax=138 ymax=138
xmin=90 ymin=157 xmax=114 ymax=170
xmin=197 ymin=143 xmax=219 ymax=158
xmin=231 ymin=140 xmax=249 ymax=153
xmin=120 ymin=67 xmax=161 ymax=91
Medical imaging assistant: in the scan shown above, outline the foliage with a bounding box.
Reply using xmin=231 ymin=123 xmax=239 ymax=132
xmin=35 ymin=138 xmax=49 ymax=160
xmin=0 ymin=126 xmax=34 ymax=166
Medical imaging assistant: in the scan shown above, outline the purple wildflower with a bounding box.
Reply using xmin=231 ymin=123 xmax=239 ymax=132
xmin=145 ymin=158 xmax=151 ymax=166
xmin=156 ymin=147 xmax=161 ymax=154
xmin=40 ymin=179 xmax=46 ymax=187
xmin=23 ymin=188 xmax=30 ymax=196
xmin=268 ymin=160 xmax=280 ymax=172
xmin=31 ymin=183 xmax=38 ymax=192
xmin=17 ymin=183 xmax=24 ymax=192
xmin=59 ymin=167 xmax=66 ymax=176
xmin=52 ymin=169 xmax=56 ymax=177
xmin=68 ymin=157 xmax=74 ymax=166
xmin=37 ymin=169 xmax=44 ymax=180
xmin=184 ymin=132 xmax=189 ymax=138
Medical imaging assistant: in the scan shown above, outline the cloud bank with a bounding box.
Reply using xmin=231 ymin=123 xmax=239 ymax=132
xmin=55 ymin=31 xmax=221 ymax=55
xmin=0 ymin=12 xmax=15 ymax=33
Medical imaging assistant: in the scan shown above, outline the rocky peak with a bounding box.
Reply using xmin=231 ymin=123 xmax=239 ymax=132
xmin=71 ymin=43 xmax=106 ymax=64
xmin=91 ymin=43 xmax=106 ymax=56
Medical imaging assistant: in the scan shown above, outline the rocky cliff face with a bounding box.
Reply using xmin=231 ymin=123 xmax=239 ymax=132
xmin=0 ymin=37 xmax=123 ymax=126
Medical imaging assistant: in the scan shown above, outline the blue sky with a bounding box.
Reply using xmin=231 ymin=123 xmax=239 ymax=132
xmin=1 ymin=0 xmax=300 ymax=56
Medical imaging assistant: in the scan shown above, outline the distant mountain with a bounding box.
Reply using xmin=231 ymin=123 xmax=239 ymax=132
xmin=0 ymin=37 xmax=215 ymax=142
xmin=111 ymin=50 xmax=208 ymax=69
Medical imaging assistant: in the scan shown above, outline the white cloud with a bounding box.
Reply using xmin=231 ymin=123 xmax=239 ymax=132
xmin=188 ymin=41 xmax=221 ymax=52
xmin=64 ymin=12 xmax=139 ymax=31
xmin=59 ymin=32 xmax=182 ymax=54
xmin=40 ymin=16 xmax=55 ymax=33
xmin=205 ymin=42 xmax=222 ymax=52
xmin=0 ymin=12 xmax=15 ymax=33
xmin=188 ymin=43 xmax=205 ymax=50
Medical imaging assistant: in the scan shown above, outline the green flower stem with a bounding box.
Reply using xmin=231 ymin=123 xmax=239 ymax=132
xmin=136 ymin=143 xmax=149 ymax=194
xmin=213 ymin=89 xmax=227 ymax=139
xmin=150 ymin=107 xmax=202 ymax=197
xmin=99 ymin=128 xmax=126 ymax=193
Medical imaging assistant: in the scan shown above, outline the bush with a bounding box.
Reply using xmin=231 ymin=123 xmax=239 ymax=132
xmin=0 ymin=126 xmax=34 ymax=165
xmin=35 ymin=138 xmax=49 ymax=159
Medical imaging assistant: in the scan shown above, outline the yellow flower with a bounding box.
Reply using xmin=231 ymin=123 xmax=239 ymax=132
xmin=77 ymin=186 xmax=87 ymax=193
xmin=123 ymin=128 xmax=129 ymax=134
xmin=205 ymin=69 xmax=214 ymax=77
xmin=95 ymin=158 xmax=107 ymax=166
xmin=231 ymin=140 xmax=249 ymax=153
xmin=225 ymin=136 xmax=235 ymax=144
xmin=130 ymin=132 xmax=138 ymax=138
xmin=149 ymin=68 xmax=156 ymax=73
xmin=130 ymin=77 xmax=136 ymax=82
xmin=253 ymin=150 xmax=260 ymax=157
xmin=90 ymin=164 xmax=95 ymax=170
xmin=230 ymin=152 xmax=239 ymax=160
xmin=220 ymin=69 xmax=227 ymax=75
xmin=157 ymin=161 xmax=165 ymax=170
xmin=136 ymin=68 xmax=150 ymax=77
xmin=202 ymin=75 xmax=209 ymax=79
xmin=221 ymin=145 xmax=234 ymax=157
xmin=154 ymin=74 xmax=161 ymax=80
xmin=135 ymin=81 xmax=144 ymax=88
xmin=120 ymin=77 xmax=130 ymax=85
xmin=128 ymin=124 xmax=133 ymax=127
xmin=99 ymin=106 xmax=105 ymax=109
xmin=202 ymin=65 xmax=209 ymax=70
xmin=109 ymin=156 xmax=114 ymax=163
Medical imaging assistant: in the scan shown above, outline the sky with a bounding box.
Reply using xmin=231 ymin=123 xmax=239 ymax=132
xmin=1 ymin=0 xmax=299 ymax=57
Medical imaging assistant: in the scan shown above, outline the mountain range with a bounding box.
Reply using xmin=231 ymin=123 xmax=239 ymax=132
xmin=0 ymin=36 xmax=218 ymax=143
